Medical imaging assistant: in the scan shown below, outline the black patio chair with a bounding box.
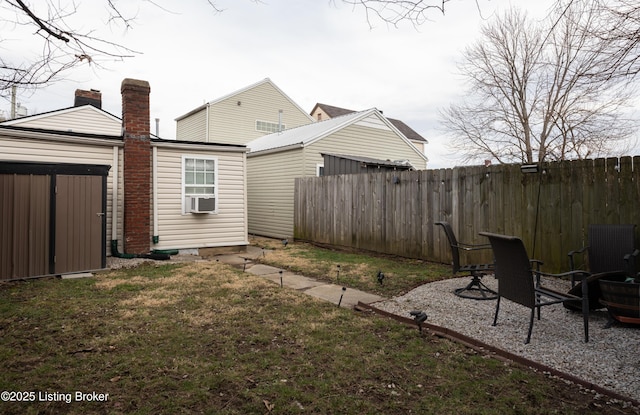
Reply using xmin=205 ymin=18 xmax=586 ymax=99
xmin=480 ymin=232 xmax=590 ymax=344
xmin=568 ymin=224 xmax=638 ymax=285
xmin=435 ymin=221 xmax=496 ymax=300
xmin=566 ymin=224 xmax=639 ymax=310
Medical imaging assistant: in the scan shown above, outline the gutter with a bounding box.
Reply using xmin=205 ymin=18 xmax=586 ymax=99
xmin=247 ymin=142 xmax=304 ymax=157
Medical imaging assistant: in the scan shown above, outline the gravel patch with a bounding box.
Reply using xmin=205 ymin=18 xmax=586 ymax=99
xmin=374 ymin=275 xmax=640 ymax=405
xmin=106 ymin=254 xmax=206 ymax=270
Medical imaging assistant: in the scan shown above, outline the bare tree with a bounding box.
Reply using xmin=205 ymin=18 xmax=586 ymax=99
xmin=440 ymin=4 xmax=637 ymax=164
xmin=1 ymin=0 xmax=469 ymax=100
xmin=341 ymin=0 xmax=450 ymax=26
xmin=575 ymin=0 xmax=640 ymax=81
xmin=0 ymin=0 xmax=141 ymax=99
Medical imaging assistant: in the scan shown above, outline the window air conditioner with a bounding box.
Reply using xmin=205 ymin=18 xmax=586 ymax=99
xmin=186 ymin=196 xmax=216 ymax=213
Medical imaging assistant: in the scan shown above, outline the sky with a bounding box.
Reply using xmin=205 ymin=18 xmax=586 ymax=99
xmin=4 ymin=0 xmax=558 ymax=168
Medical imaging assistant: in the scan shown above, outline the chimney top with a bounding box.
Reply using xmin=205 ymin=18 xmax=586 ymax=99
xmin=74 ymin=89 xmax=102 ymax=109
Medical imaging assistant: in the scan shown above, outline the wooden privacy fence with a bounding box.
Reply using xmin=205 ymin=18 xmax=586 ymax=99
xmin=294 ymin=156 xmax=640 ymax=272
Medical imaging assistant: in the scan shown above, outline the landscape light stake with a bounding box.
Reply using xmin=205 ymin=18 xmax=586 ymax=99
xmin=409 ymin=310 xmax=428 ymax=333
xmin=338 ymin=287 xmax=347 ymax=307
xmin=243 ymin=258 xmax=247 ymax=271
xmin=377 ymin=270 xmax=385 ymax=285
xmin=279 ymin=270 xmax=283 ymax=288
xmin=336 ymin=264 xmax=341 ymax=281
xmin=262 ymin=248 xmax=265 ymax=257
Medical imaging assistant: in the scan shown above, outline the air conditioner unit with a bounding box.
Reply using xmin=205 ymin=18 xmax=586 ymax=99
xmin=186 ymin=196 xmax=216 ymax=213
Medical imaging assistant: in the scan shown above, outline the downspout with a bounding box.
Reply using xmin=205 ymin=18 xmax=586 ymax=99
xmin=111 ymin=146 xmax=118 ymax=245
xmin=110 ymin=144 xmax=168 ymax=259
xmin=152 ymin=145 xmax=159 ymax=244
xmin=110 ymin=146 xmax=136 ymax=258
xmin=205 ymin=103 xmax=210 ymax=142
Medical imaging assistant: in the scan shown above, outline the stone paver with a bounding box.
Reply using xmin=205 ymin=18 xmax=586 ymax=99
xmin=213 ymin=251 xmax=385 ymax=308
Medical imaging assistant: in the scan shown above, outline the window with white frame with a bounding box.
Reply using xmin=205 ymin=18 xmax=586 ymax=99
xmin=316 ymin=163 xmax=324 ymax=177
xmin=182 ymin=155 xmax=217 ymax=213
xmin=256 ymin=120 xmax=285 ymax=134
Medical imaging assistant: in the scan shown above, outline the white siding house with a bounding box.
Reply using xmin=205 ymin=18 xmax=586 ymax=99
xmin=1 ymin=80 xmax=249 ymax=280
xmin=175 ymin=78 xmax=314 ymax=145
xmin=152 ymin=141 xmax=248 ymax=251
xmin=246 ymin=109 xmax=429 ymax=239
xmin=2 ymin=105 xmax=122 ymax=136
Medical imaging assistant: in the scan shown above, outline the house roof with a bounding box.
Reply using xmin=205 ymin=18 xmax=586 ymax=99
xmin=311 ymin=103 xmax=427 ymax=143
xmin=175 ymin=78 xmax=314 ymax=122
xmin=246 ymin=108 xmax=428 ymax=162
xmin=1 ymin=105 xmax=121 ymax=128
xmin=311 ymin=103 xmax=355 ymax=118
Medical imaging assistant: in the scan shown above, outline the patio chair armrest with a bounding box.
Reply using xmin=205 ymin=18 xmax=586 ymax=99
xmin=455 ymin=242 xmax=492 ymax=251
xmin=568 ymin=246 xmax=588 ymax=270
xmin=623 ymin=249 xmax=639 ymax=261
xmin=533 ymin=269 xmax=589 ymax=286
xmin=624 ymin=249 xmax=639 ymax=276
xmin=529 ymin=259 xmax=543 ymax=273
xmin=536 ymin=269 xmax=589 ymax=280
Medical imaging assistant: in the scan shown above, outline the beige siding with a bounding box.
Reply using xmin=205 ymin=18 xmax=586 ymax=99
xmin=310 ymin=108 xmax=329 ymax=122
xmin=245 ymin=115 xmax=428 ymax=238
xmin=175 ymin=109 xmax=207 ymax=142
xmin=247 ymin=148 xmax=304 ymax=238
xmin=304 ymin=121 xmax=428 ymax=176
xmin=208 ymin=82 xmax=312 ymax=145
xmin=153 ymin=146 xmax=248 ymax=249
xmin=177 ymin=81 xmax=313 ymax=145
xmin=5 ymin=106 xmax=121 ymax=136
xmin=0 ymin=134 xmax=123 ymax=255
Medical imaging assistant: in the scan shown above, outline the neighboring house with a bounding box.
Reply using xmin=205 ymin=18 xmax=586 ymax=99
xmin=0 ymin=80 xmax=248 ymax=281
xmin=310 ymin=103 xmax=428 ymax=154
xmin=175 ymin=78 xmax=314 ymax=145
xmin=2 ymin=90 xmax=121 ymax=135
xmin=246 ymin=108 xmax=429 ymax=239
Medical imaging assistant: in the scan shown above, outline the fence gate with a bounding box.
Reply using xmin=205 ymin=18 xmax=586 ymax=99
xmin=0 ymin=162 xmax=109 ymax=280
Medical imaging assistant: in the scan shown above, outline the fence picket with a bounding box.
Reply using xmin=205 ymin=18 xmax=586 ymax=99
xmin=293 ymin=158 xmax=640 ymax=272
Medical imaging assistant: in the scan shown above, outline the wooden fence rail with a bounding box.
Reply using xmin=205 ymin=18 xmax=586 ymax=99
xmin=294 ymin=156 xmax=640 ymax=272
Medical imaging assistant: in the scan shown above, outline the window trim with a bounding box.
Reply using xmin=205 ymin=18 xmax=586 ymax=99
xmin=316 ymin=163 xmax=324 ymax=177
xmin=256 ymin=119 xmax=286 ymax=134
xmin=181 ymin=154 xmax=218 ymax=215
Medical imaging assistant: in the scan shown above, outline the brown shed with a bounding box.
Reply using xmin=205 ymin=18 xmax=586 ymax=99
xmin=0 ymin=161 xmax=109 ymax=280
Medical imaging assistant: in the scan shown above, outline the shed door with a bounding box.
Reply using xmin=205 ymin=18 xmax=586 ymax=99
xmin=0 ymin=174 xmax=51 ymax=279
xmin=54 ymin=175 xmax=104 ymax=274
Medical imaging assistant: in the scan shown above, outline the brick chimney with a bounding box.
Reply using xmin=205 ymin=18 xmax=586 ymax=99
xmin=74 ymin=89 xmax=102 ymax=108
xmin=121 ymin=79 xmax=151 ymax=254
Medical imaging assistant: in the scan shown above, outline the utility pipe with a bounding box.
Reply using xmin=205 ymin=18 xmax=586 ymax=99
xmin=111 ymin=146 xmax=119 ymax=253
xmin=153 ymin=146 xmax=159 ymax=243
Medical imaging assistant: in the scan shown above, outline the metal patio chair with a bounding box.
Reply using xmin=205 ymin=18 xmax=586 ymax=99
xmin=569 ymin=224 xmax=638 ymax=284
xmin=480 ymin=232 xmax=590 ymax=344
xmin=566 ymin=224 xmax=639 ymax=310
xmin=435 ymin=221 xmax=496 ymax=300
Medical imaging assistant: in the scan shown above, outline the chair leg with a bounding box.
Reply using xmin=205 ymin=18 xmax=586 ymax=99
xmin=526 ymin=308 xmax=535 ymax=344
xmin=581 ymin=278 xmax=590 ymax=343
xmin=492 ymin=296 xmax=501 ymax=326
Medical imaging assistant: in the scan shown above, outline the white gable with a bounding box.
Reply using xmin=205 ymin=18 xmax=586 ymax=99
xmin=2 ymin=106 xmax=121 ymax=136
